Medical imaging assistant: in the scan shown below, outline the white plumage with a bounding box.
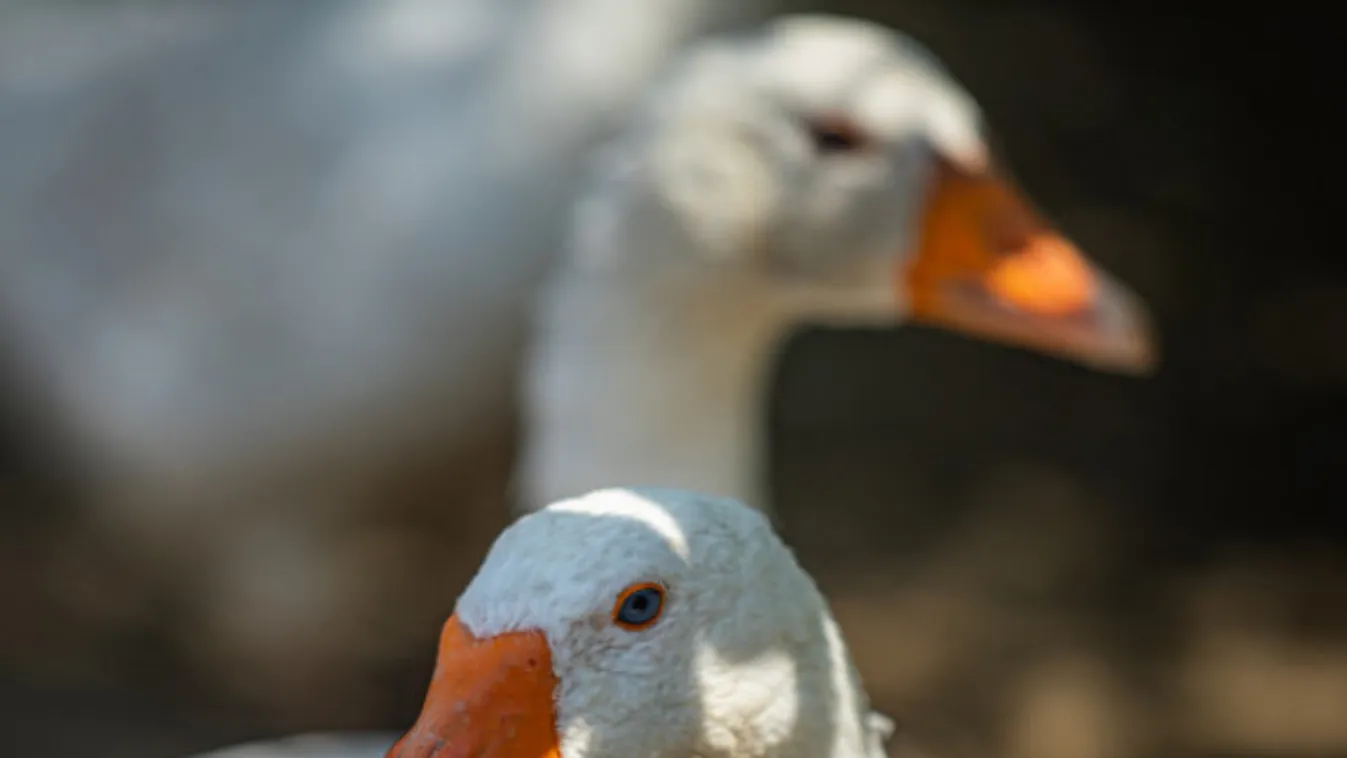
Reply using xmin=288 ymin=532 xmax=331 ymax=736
xmin=0 ymin=0 xmax=774 ymax=707
xmin=0 ymin=0 xmax=770 ymax=494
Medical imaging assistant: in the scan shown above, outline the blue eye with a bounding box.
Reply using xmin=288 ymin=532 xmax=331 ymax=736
xmin=612 ymin=583 xmax=666 ymax=630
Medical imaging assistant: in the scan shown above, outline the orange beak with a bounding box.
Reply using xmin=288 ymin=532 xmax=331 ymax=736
xmin=904 ymin=158 xmax=1157 ymax=373
xmin=387 ymin=615 xmax=561 ymax=758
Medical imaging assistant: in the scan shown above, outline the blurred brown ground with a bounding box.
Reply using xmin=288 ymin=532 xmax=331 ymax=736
xmin=1 ymin=2 xmax=1344 ymax=758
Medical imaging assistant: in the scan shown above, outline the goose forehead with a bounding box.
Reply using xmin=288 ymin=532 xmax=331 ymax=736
xmin=753 ymin=19 xmax=901 ymax=104
xmin=457 ymin=490 xmax=750 ymax=635
xmin=748 ymin=16 xmax=987 ymax=164
xmin=651 ymin=19 xmax=972 ymax=138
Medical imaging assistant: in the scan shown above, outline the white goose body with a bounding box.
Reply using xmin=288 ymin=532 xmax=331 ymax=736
xmin=517 ymin=14 xmax=1154 ymax=513
xmin=0 ymin=0 xmax=772 ymax=492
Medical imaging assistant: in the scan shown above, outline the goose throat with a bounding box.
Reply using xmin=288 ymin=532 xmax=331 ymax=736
xmin=519 ymin=272 xmax=793 ymax=513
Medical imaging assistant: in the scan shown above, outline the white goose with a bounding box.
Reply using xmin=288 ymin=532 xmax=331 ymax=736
xmin=199 ymin=487 xmax=895 ymax=758
xmin=516 ymin=14 xmax=1155 ymax=513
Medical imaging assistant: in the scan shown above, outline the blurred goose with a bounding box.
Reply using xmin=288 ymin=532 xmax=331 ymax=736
xmin=0 ymin=0 xmax=774 ymax=710
xmin=196 ymin=487 xmax=895 ymax=758
xmin=0 ymin=0 xmax=771 ymax=499
xmin=516 ymin=14 xmax=1155 ymax=513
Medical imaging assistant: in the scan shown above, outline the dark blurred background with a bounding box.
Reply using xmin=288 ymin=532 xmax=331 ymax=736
xmin=1 ymin=2 xmax=1342 ymax=758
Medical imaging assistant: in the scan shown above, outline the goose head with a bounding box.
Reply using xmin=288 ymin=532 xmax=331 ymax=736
xmin=389 ymin=487 xmax=887 ymax=758
xmin=567 ymin=14 xmax=1154 ymax=371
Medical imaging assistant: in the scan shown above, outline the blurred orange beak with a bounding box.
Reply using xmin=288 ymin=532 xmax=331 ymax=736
xmin=904 ymin=158 xmax=1157 ymax=373
xmin=387 ymin=615 xmax=561 ymax=758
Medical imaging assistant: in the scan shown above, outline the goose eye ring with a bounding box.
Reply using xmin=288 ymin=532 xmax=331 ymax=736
xmin=612 ymin=582 xmax=666 ymax=630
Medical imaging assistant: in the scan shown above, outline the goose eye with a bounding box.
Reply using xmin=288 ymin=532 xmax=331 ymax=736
xmin=612 ymin=582 xmax=666 ymax=630
xmin=806 ymin=114 xmax=870 ymax=154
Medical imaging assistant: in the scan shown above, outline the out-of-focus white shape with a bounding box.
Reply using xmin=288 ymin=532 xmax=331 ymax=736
xmin=0 ymin=0 xmax=770 ymax=509
xmin=0 ymin=0 xmax=774 ymax=710
xmin=329 ymin=0 xmax=502 ymax=74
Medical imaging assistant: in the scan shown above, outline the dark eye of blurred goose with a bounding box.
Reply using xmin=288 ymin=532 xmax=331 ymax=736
xmin=806 ymin=114 xmax=870 ymax=153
